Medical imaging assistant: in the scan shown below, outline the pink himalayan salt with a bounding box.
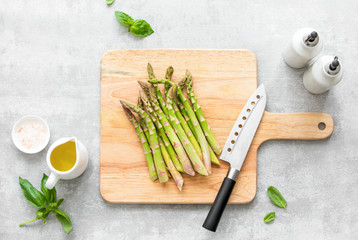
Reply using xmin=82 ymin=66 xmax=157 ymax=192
xmin=16 ymin=121 xmax=48 ymax=150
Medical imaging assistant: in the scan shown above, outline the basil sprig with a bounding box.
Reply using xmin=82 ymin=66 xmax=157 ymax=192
xmin=19 ymin=174 xmax=72 ymax=234
xmin=106 ymin=0 xmax=114 ymax=6
xmin=115 ymin=11 xmax=154 ymax=37
xmin=267 ymin=186 xmax=287 ymax=209
xmin=263 ymin=212 xmax=275 ymax=223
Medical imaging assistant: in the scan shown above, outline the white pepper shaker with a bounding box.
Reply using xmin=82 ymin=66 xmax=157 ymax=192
xmin=283 ymin=28 xmax=323 ymax=68
xmin=303 ymin=56 xmax=343 ymax=94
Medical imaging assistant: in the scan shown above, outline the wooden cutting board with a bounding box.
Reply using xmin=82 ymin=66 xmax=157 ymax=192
xmin=100 ymin=49 xmax=334 ymax=204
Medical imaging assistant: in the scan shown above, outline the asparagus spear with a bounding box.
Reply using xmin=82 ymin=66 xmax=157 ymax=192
xmin=122 ymin=106 xmax=158 ymax=181
xmin=138 ymin=81 xmax=151 ymax=98
xmin=149 ymin=78 xmax=212 ymax=174
xmin=139 ymin=90 xmax=184 ymax=173
xmin=171 ymin=88 xmax=202 ymax=160
xmin=138 ymin=83 xmax=183 ymax=172
xmin=157 ymin=134 xmax=184 ymax=191
xmin=146 ymin=87 xmax=195 ymax=176
xmin=166 ymin=86 xmax=208 ymax=176
xmin=120 ymin=100 xmax=169 ymax=183
xmin=138 ymin=113 xmax=150 ymax=140
xmin=147 ymin=63 xmax=169 ymax=117
xmin=137 ymin=97 xmax=152 ymax=138
xmin=178 ymin=96 xmax=221 ymax=166
xmin=176 ymin=86 xmax=211 ymax=174
xmin=178 ymin=100 xmax=195 ymax=134
xmin=139 ymin=115 xmax=171 ymax=178
xmin=186 ymin=71 xmax=221 ymax=155
xmin=137 ymin=109 xmax=173 ymax=178
xmin=164 ymin=66 xmax=174 ymax=96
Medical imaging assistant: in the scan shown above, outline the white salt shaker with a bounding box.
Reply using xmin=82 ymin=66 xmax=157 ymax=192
xmin=283 ymin=28 xmax=323 ymax=68
xmin=303 ymin=56 xmax=343 ymax=94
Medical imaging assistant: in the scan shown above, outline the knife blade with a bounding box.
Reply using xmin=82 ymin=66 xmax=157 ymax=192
xmin=203 ymin=84 xmax=266 ymax=232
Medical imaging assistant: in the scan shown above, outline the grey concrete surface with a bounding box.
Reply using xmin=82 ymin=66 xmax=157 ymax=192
xmin=1 ymin=0 xmax=357 ymax=239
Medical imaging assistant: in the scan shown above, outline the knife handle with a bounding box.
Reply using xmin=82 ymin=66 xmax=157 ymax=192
xmin=203 ymin=168 xmax=238 ymax=232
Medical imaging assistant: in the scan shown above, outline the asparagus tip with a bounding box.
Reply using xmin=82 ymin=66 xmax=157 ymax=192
xmin=138 ymin=80 xmax=147 ymax=85
xmin=167 ymin=66 xmax=174 ymax=74
xmin=138 ymin=81 xmax=150 ymax=95
xmin=148 ymin=85 xmax=157 ymax=102
xmin=167 ymin=84 xmax=177 ymax=97
xmin=178 ymin=77 xmax=187 ymax=89
xmin=120 ymin=99 xmax=132 ymax=107
xmin=147 ymin=63 xmax=155 ymax=79
xmin=120 ymin=100 xmax=132 ymax=114
xmin=186 ymin=69 xmax=192 ymax=77
xmin=119 ymin=99 xmax=126 ymax=106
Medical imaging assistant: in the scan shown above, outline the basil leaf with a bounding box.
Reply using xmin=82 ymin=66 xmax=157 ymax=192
xmin=115 ymin=11 xmax=134 ymax=27
xmin=106 ymin=0 xmax=114 ymax=5
xmin=56 ymin=198 xmax=64 ymax=207
xmin=36 ymin=208 xmax=49 ymax=222
xmin=54 ymin=209 xmax=72 ymax=234
xmin=41 ymin=174 xmax=57 ymax=203
xmin=264 ymin=212 xmax=275 ymax=223
xmin=37 ymin=208 xmax=46 ymax=218
xmin=50 ymin=198 xmax=64 ymax=209
xmin=130 ymin=19 xmax=154 ymax=37
xmin=267 ymin=186 xmax=287 ymax=209
xmin=19 ymin=177 xmax=47 ymax=208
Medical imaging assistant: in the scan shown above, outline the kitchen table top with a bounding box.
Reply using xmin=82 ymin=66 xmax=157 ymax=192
xmin=1 ymin=0 xmax=357 ymax=239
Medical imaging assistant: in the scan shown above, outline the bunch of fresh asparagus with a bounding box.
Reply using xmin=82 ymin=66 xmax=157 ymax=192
xmin=120 ymin=63 xmax=221 ymax=191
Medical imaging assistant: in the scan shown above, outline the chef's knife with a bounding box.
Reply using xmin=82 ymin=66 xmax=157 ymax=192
xmin=203 ymin=84 xmax=267 ymax=232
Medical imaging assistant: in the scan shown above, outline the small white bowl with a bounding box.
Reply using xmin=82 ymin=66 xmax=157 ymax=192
xmin=12 ymin=115 xmax=50 ymax=154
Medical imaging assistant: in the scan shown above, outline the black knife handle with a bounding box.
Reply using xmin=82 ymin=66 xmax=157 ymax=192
xmin=202 ymin=177 xmax=236 ymax=232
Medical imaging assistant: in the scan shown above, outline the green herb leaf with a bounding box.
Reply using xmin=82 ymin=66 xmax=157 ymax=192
xmin=36 ymin=208 xmax=46 ymax=218
xmin=36 ymin=208 xmax=49 ymax=223
xmin=41 ymin=174 xmax=57 ymax=203
xmin=106 ymin=0 xmax=114 ymax=5
xmin=54 ymin=209 xmax=72 ymax=234
xmin=50 ymin=198 xmax=64 ymax=209
xmin=115 ymin=11 xmax=134 ymax=27
xmin=130 ymin=19 xmax=154 ymax=37
xmin=56 ymin=198 xmax=64 ymax=207
xmin=264 ymin=212 xmax=275 ymax=223
xmin=267 ymin=186 xmax=287 ymax=209
xmin=19 ymin=177 xmax=47 ymax=208
xmin=19 ymin=174 xmax=72 ymax=232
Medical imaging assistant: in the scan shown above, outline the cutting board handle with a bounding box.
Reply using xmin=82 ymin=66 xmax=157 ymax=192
xmin=257 ymin=112 xmax=334 ymax=144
